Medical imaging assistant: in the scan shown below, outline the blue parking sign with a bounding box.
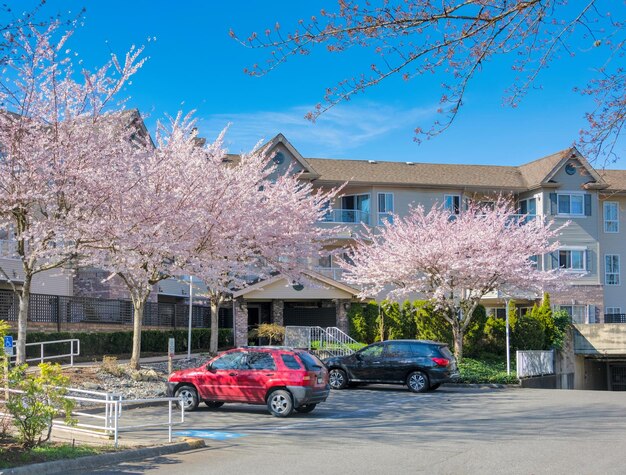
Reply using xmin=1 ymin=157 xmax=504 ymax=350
xmin=3 ymin=336 xmax=13 ymax=355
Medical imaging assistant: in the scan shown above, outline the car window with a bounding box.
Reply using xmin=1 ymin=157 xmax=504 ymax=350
xmin=359 ymin=344 xmax=383 ymax=359
xmin=385 ymin=342 xmax=413 ymax=358
xmin=438 ymin=346 xmax=454 ymax=360
xmin=281 ymin=354 xmax=302 ymax=370
xmin=211 ymin=351 xmax=246 ymax=370
xmin=410 ymin=343 xmax=437 ymax=357
xmin=246 ymin=352 xmax=277 ymax=370
xmin=298 ymin=352 xmax=323 ymax=370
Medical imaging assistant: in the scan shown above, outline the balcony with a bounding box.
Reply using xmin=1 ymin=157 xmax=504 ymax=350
xmin=321 ymin=209 xmax=370 ymax=225
xmin=605 ymin=314 xmax=626 ymax=324
xmin=313 ymin=266 xmax=344 ymax=282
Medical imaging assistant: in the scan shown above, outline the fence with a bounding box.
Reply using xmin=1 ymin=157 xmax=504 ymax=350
xmin=605 ymin=313 xmax=626 ymax=323
xmin=516 ymin=350 xmax=555 ymax=378
xmin=0 ymin=289 xmax=233 ymax=329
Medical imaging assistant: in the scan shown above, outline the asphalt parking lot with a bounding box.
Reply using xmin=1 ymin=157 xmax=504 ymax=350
xmin=88 ymin=385 xmax=626 ymax=474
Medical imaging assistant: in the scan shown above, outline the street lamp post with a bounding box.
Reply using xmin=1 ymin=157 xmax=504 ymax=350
xmin=187 ymin=275 xmax=193 ymax=359
xmin=505 ymin=298 xmax=511 ymax=375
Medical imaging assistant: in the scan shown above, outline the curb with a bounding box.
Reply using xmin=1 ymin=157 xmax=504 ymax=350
xmin=446 ymin=383 xmax=518 ymax=389
xmin=0 ymin=439 xmax=206 ymax=475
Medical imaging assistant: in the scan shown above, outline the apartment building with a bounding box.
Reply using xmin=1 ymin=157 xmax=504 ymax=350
xmin=1 ymin=131 xmax=625 ymax=389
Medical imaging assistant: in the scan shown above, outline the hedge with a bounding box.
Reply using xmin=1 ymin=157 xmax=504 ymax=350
xmin=8 ymin=329 xmax=233 ymax=359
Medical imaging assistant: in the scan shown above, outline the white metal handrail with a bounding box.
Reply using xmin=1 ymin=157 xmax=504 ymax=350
xmin=321 ymin=209 xmax=370 ymax=225
xmin=285 ymin=326 xmax=362 ymax=357
xmin=0 ymin=387 xmax=184 ymax=448
xmin=10 ymin=338 xmax=80 ymax=366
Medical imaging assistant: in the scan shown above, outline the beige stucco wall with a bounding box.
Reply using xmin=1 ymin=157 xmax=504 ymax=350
xmin=574 ymin=323 xmax=626 ymax=355
xmin=0 ymin=258 xmax=73 ymax=296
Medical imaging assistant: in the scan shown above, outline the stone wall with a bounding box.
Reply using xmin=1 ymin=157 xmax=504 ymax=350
xmin=234 ymin=297 xmax=248 ymax=347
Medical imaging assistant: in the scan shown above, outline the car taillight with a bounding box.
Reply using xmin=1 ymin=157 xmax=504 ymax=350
xmin=432 ymin=357 xmax=449 ymax=367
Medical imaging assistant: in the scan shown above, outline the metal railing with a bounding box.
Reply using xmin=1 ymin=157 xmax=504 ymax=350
xmin=313 ymin=266 xmax=344 ymax=281
xmin=516 ymin=350 xmax=554 ymax=378
xmin=0 ymin=387 xmax=185 ymax=448
xmin=321 ymin=209 xmax=370 ymax=225
xmin=285 ymin=326 xmax=363 ymax=358
xmin=9 ymin=338 xmax=80 ymax=366
xmin=605 ymin=313 xmax=626 ymax=323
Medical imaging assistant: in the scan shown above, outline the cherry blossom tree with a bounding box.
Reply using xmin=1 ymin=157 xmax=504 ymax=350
xmin=188 ymin=150 xmax=339 ymax=353
xmin=237 ymin=1 xmax=625 ymax=164
xmin=338 ymin=199 xmax=568 ymax=360
xmin=0 ymin=21 xmax=145 ymax=364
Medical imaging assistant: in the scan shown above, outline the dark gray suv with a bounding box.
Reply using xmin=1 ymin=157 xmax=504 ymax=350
xmin=324 ymin=340 xmax=459 ymax=393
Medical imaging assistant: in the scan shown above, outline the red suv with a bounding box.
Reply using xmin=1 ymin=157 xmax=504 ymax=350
xmin=167 ymin=347 xmax=330 ymax=417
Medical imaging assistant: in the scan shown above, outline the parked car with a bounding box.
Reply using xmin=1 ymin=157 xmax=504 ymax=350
xmin=167 ymin=347 xmax=330 ymax=417
xmin=324 ymin=340 xmax=459 ymax=393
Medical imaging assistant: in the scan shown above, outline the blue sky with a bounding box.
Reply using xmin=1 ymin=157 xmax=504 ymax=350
xmin=9 ymin=1 xmax=626 ymax=169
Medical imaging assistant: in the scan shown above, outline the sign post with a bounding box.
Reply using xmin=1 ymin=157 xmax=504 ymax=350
xmin=168 ymin=338 xmax=175 ymax=375
xmin=3 ymin=336 xmax=12 ymax=400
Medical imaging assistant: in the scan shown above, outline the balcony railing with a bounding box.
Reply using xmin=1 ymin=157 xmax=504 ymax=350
xmin=313 ymin=266 xmax=344 ymax=281
xmin=605 ymin=313 xmax=626 ymax=323
xmin=321 ymin=209 xmax=370 ymax=225
xmin=0 ymin=239 xmax=18 ymax=258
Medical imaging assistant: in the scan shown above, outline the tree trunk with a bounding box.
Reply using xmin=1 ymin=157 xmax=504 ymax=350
xmin=452 ymin=322 xmax=464 ymax=361
xmin=210 ymin=300 xmax=219 ymax=354
xmin=129 ymin=296 xmax=147 ymax=370
xmin=16 ymin=274 xmax=32 ymax=365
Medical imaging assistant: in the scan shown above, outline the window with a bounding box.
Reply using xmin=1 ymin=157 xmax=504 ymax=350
xmin=605 ymin=255 xmax=620 ymax=285
xmin=529 ymin=255 xmax=539 ymax=269
xmin=298 ymin=352 xmax=323 ymax=370
xmin=558 ymin=193 xmax=584 ymax=216
xmin=606 ymin=307 xmax=621 ymax=315
xmin=377 ymin=193 xmax=394 ymax=225
xmin=444 ymin=195 xmax=461 ymax=215
xmin=211 ymin=351 xmax=246 ymax=370
xmin=246 ymin=352 xmax=276 ymax=370
xmin=558 ymin=305 xmax=588 ymax=324
xmin=519 ymin=198 xmax=537 ymax=216
xmin=385 ymin=342 xmax=412 ymax=358
xmin=281 ymin=354 xmax=302 ymax=370
xmin=410 ymin=343 xmax=438 ymax=357
xmin=604 ymin=202 xmax=619 ymax=233
xmin=358 ymin=344 xmax=384 ymax=359
xmin=558 ymin=249 xmax=586 ymax=271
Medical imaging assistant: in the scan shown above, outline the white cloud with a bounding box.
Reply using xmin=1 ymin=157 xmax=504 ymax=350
xmin=197 ymin=102 xmax=437 ymax=158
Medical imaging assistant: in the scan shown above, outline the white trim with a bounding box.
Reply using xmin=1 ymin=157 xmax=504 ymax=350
xmin=444 ymin=194 xmax=462 ymax=215
xmin=557 ymin=248 xmax=587 ymax=272
xmin=377 ymin=192 xmax=394 ymax=225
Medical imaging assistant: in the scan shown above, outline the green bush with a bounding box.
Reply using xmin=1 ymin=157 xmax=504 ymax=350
xmin=9 ymin=329 xmax=233 ymax=358
xmin=348 ymin=301 xmax=379 ymax=343
xmin=413 ymin=301 xmax=453 ymax=345
xmin=7 ymin=363 xmax=76 ymax=447
xmin=512 ymin=312 xmax=545 ymax=351
xmin=483 ymin=314 xmax=506 ymax=356
xmin=458 ymin=357 xmax=519 ymax=384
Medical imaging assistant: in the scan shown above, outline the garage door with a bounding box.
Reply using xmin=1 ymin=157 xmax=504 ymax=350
xmin=283 ymin=305 xmax=336 ymax=327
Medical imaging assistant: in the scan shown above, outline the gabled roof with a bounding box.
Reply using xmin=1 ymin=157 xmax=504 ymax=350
xmin=260 ymin=134 xmax=320 ymax=178
xmin=232 ymin=270 xmax=360 ymax=299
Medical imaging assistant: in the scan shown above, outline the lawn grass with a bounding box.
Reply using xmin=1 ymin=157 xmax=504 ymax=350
xmin=0 ymin=439 xmax=114 ymax=469
xmin=458 ymin=356 xmax=519 ymax=385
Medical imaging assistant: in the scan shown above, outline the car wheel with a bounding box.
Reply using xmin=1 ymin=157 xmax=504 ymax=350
xmin=175 ymin=385 xmax=199 ymax=411
xmin=429 ymin=383 xmax=441 ymax=391
xmin=295 ymin=404 xmax=317 ymax=414
xmin=205 ymin=401 xmax=224 ymax=409
xmin=406 ymin=371 xmax=429 ymax=393
xmin=267 ymin=390 xmax=294 ymax=417
xmin=329 ymin=368 xmax=348 ymax=390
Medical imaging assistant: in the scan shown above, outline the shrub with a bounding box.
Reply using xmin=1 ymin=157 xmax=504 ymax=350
xmin=550 ymin=310 xmax=571 ymax=350
xmin=250 ymin=323 xmax=286 ymax=345
xmin=512 ymin=312 xmax=545 ymax=351
xmin=413 ymin=301 xmax=453 ymax=345
xmin=483 ymin=314 xmax=506 ymax=356
xmin=6 ymin=363 xmax=75 ymax=447
xmin=100 ymin=356 xmax=124 ymax=377
xmin=347 ymin=302 xmax=379 ymax=343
